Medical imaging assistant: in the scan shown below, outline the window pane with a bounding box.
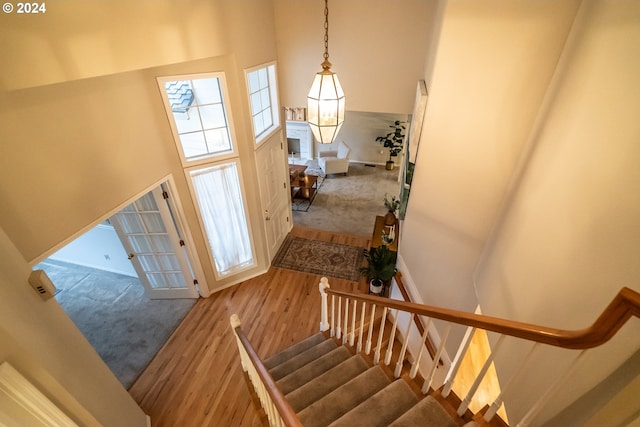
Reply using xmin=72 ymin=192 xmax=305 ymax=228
xmin=129 ymin=235 xmax=152 ymax=253
xmin=250 ymin=92 xmax=262 ymax=115
xmin=134 ymin=192 xmax=157 ymax=212
xmin=204 ymin=128 xmax=232 ymax=153
xmin=258 ymin=68 xmax=268 ymax=88
xmin=262 ymin=111 xmax=273 ymax=129
xmin=246 ymin=65 xmax=279 ymax=142
xmin=174 ymin=107 xmax=202 ymax=134
xmin=192 ymin=78 xmax=221 ymax=104
xmin=140 ymin=213 xmax=165 ymax=233
xmin=199 ymin=104 xmax=226 ymax=129
xmin=139 ymin=255 xmax=160 ymax=272
xmin=260 ymin=88 xmax=271 ymax=110
xmin=158 ymin=254 xmax=180 ymax=270
xmin=118 ymin=213 xmax=144 ymax=233
xmin=190 ymin=162 xmax=254 ymax=276
xmin=161 ymin=73 xmax=234 ymax=162
xmin=150 ymin=235 xmax=173 ymax=253
xmin=179 ymin=132 xmax=208 ymax=158
xmin=253 ymin=113 xmax=265 ymax=136
xmin=248 ymin=71 xmax=260 ymax=93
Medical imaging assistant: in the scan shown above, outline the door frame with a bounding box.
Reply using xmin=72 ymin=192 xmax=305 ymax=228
xmin=30 ymin=174 xmax=209 ymax=297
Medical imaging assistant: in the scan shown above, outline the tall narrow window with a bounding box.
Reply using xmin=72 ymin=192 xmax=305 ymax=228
xmin=189 ymin=161 xmax=254 ymax=277
xmin=159 ymin=73 xmax=234 ymax=164
xmin=246 ymin=63 xmax=280 ymax=144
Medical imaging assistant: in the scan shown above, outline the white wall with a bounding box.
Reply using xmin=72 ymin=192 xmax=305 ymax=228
xmin=0 ymin=1 xmax=230 ymax=91
xmin=48 ymin=224 xmax=136 ymax=277
xmin=400 ymin=0 xmax=581 ymax=350
xmin=273 ymin=0 xmax=436 ymax=114
xmin=474 ymin=1 xmax=640 ymax=423
xmin=320 ymin=111 xmax=409 ymax=166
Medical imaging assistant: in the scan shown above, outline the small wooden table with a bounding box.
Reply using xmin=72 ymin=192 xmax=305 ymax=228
xmin=292 ymin=174 xmax=318 ymax=200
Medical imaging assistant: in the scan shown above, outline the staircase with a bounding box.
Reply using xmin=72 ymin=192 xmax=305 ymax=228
xmin=262 ymin=331 xmax=461 ymax=427
xmin=231 ymin=278 xmax=640 ymax=427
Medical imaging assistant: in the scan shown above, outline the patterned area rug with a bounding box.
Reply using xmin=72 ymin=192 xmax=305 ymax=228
xmin=272 ymin=235 xmax=364 ymax=281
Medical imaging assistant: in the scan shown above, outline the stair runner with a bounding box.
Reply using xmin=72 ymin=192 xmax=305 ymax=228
xmin=263 ymin=332 xmax=460 ymax=427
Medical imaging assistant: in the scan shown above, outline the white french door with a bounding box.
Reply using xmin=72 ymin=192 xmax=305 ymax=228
xmin=110 ymin=187 xmax=198 ymax=299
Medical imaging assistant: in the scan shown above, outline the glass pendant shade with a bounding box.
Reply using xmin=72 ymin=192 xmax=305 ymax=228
xmin=307 ymin=68 xmax=345 ymax=144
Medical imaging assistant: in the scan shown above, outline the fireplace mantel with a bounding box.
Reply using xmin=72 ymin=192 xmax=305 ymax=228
xmin=286 ymin=121 xmax=313 ymax=164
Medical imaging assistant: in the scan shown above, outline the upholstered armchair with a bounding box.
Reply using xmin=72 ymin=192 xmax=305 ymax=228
xmin=318 ymin=141 xmax=351 ymax=175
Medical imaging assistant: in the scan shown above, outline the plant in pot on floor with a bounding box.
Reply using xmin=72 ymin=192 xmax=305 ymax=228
xmin=360 ymin=245 xmax=398 ymax=296
xmin=376 ymin=120 xmax=406 ymax=170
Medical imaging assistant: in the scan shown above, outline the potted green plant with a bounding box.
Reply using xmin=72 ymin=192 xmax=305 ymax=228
xmin=360 ymin=245 xmax=398 ymax=295
xmin=376 ymin=120 xmax=406 ymax=170
xmin=383 ymin=194 xmax=400 ymax=226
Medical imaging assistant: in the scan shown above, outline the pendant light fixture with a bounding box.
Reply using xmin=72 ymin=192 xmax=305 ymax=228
xmin=307 ymin=0 xmax=345 ymax=144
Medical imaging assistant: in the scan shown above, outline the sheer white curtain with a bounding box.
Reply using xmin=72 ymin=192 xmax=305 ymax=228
xmin=190 ymin=161 xmax=254 ymax=276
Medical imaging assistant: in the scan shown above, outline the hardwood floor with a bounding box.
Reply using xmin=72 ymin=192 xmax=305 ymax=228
xmin=128 ymin=227 xmax=370 ymax=427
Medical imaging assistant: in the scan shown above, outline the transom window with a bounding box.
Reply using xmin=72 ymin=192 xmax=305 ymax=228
xmin=246 ymin=63 xmax=280 ymax=144
xmin=158 ymin=73 xmax=234 ymax=164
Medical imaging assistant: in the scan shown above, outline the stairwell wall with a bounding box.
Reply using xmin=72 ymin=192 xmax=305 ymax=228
xmin=473 ymin=0 xmax=640 ymax=423
xmin=399 ymin=0 xmax=581 ymax=351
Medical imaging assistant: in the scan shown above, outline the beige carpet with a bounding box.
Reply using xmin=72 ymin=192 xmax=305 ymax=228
xmin=292 ymin=162 xmax=400 ymax=237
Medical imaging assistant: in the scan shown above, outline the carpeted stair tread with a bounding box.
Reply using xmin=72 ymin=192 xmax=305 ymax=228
xmin=388 ymin=395 xmax=459 ymax=427
xmin=277 ymin=346 xmax=352 ymax=395
xmin=264 ymin=332 xmax=326 ymax=369
xmin=269 ymin=339 xmax=337 ymax=381
xmin=298 ymin=365 xmax=390 ymax=427
xmin=286 ymin=354 xmax=369 ymax=412
xmin=328 ymin=379 xmax=419 ymax=427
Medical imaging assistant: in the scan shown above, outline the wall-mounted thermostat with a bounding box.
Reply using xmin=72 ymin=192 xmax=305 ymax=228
xmin=28 ymin=270 xmax=56 ymax=301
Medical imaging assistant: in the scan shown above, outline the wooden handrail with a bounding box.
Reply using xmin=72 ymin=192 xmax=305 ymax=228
xmin=325 ymin=286 xmax=640 ymax=350
xmin=233 ymin=325 xmax=303 ymax=427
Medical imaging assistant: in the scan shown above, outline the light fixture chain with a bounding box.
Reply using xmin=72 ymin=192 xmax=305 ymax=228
xmin=323 ymin=0 xmax=329 ymax=60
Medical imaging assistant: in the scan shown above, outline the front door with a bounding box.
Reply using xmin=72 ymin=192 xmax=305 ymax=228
xmin=256 ymin=134 xmax=290 ymax=260
xmin=110 ymin=187 xmax=198 ymax=299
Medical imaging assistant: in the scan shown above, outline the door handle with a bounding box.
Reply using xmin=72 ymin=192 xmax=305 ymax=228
xmin=265 ymin=210 xmax=270 ymax=221
xmin=128 ymin=253 xmax=135 ymax=260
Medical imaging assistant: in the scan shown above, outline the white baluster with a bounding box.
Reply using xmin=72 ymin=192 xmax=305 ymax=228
xmin=350 ymin=299 xmax=357 ymax=346
xmin=319 ymin=277 xmax=330 ymax=332
xmin=422 ymin=324 xmax=451 ymax=394
xmin=442 ymin=326 xmax=476 ymax=398
xmin=330 ymin=295 xmax=335 ymax=337
xmin=385 ymin=309 xmax=399 ymax=365
xmin=516 ymin=350 xmax=589 ymax=427
xmin=366 ymin=304 xmax=376 ymax=354
xmin=395 ymin=313 xmax=414 ymax=378
xmin=410 ymin=317 xmax=433 ymax=379
xmin=374 ymin=307 xmax=388 ymax=364
xmin=357 ymin=301 xmax=366 ymax=353
xmin=483 ymin=342 xmax=539 ymax=423
xmin=336 ymin=297 xmax=342 ymax=339
xmin=343 ymin=298 xmax=349 ymax=345
xmin=458 ymin=334 xmax=506 ymax=416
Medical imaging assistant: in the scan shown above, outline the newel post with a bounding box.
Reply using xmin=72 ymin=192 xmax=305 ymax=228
xmin=319 ymin=277 xmax=330 ymax=332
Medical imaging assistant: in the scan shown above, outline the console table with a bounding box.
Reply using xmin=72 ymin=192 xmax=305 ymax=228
xmin=371 ymin=215 xmax=399 ymax=253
